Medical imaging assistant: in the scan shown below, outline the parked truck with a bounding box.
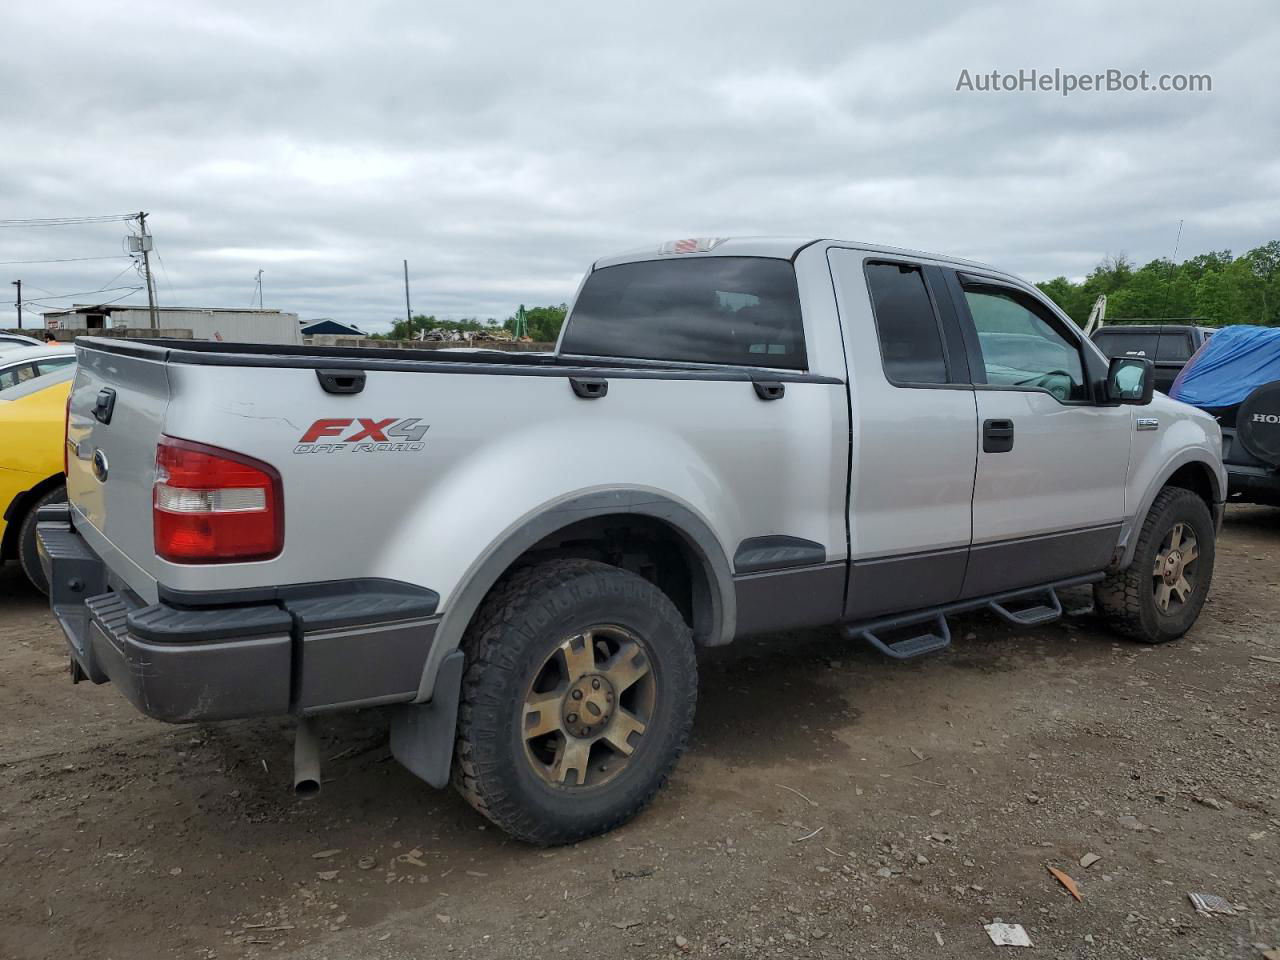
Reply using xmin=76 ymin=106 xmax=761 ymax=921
xmin=40 ymin=237 xmax=1225 ymax=844
xmin=1090 ymin=321 xmax=1216 ymax=394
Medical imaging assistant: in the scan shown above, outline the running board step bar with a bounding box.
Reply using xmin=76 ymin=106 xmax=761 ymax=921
xmin=844 ymin=614 xmax=951 ymax=660
xmin=844 ymin=578 xmax=1089 ymax=661
xmin=988 ymin=587 xmax=1062 ymax=627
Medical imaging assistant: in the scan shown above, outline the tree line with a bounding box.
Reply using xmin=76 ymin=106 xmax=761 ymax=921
xmin=374 ymin=304 xmax=568 ymax=342
xmin=1036 ymin=240 xmax=1280 ymax=327
xmin=371 ymin=238 xmax=1280 ymax=342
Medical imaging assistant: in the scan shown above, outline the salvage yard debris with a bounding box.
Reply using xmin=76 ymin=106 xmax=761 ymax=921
xmin=1048 ymin=866 xmax=1083 ymax=901
xmin=984 ymin=922 xmax=1033 ymax=947
xmin=1188 ymin=892 xmax=1237 ymax=917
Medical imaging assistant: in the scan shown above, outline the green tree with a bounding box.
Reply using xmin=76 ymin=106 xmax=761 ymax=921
xmin=504 ymin=304 xmax=568 ymax=342
xmin=1033 ymin=241 xmax=1279 ymax=329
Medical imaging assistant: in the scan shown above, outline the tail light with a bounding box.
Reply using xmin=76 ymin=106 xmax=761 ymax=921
xmin=153 ymin=436 xmax=283 ymax=563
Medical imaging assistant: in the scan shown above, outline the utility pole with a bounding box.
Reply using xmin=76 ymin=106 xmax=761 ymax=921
xmin=10 ymin=280 xmax=21 ymax=329
xmin=403 ymin=259 xmax=413 ymax=332
xmin=255 ymin=269 xmax=264 ymax=308
xmin=137 ymin=211 xmax=159 ymax=329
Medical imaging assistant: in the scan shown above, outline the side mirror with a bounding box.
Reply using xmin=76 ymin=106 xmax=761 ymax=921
xmin=1107 ymin=356 xmax=1154 ymax=405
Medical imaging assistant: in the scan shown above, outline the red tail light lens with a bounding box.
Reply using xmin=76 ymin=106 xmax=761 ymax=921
xmin=153 ymin=436 xmax=284 ymax=563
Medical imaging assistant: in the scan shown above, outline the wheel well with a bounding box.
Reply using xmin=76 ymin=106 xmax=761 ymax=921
xmin=499 ymin=514 xmax=715 ymax=643
xmin=1164 ymin=461 xmax=1217 ymax=511
xmin=1 ymin=474 xmax=65 ymax=561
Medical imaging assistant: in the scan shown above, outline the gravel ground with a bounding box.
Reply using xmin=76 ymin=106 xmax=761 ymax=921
xmin=1 ymin=507 xmax=1278 ymax=960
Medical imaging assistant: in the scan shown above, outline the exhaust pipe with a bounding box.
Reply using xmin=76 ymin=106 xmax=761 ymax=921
xmin=293 ymin=718 xmax=321 ymax=799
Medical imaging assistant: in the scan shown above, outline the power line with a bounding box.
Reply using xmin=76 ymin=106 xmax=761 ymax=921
xmin=0 ymin=214 xmax=137 ymax=228
xmin=152 ymin=244 xmax=176 ymax=301
xmin=99 ymin=260 xmax=143 ymax=291
xmin=22 ymin=284 xmax=143 ymax=303
xmin=0 ymin=254 xmax=130 ymax=266
xmin=24 ymin=288 xmax=144 ymax=311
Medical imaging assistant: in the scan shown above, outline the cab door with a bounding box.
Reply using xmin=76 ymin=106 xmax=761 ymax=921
xmin=945 ymin=271 xmax=1132 ymax=598
xmin=826 ymin=249 xmax=979 ymax=620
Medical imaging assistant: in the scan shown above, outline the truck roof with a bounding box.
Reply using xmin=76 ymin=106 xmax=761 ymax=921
xmin=594 ymin=236 xmax=1014 ymax=279
xmin=1093 ymin=321 xmax=1216 ymax=334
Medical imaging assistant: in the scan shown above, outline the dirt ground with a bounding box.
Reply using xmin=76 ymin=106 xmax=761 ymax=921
xmin=1 ymin=510 xmax=1278 ymax=960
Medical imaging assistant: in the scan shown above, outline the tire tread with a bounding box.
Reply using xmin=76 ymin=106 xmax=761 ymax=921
xmin=1095 ymin=486 xmax=1212 ymax=643
xmin=452 ymin=559 xmax=696 ymax=845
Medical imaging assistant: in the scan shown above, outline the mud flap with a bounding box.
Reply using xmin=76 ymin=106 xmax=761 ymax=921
xmin=389 ymin=649 xmax=466 ymax=788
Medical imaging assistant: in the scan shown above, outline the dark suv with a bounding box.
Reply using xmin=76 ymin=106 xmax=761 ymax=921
xmin=1091 ymin=322 xmax=1215 ymax=394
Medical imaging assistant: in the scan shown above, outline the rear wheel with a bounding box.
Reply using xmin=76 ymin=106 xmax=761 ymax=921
xmin=1094 ymin=487 xmax=1215 ymax=643
xmin=452 ymin=559 xmax=697 ymax=845
xmin=17 ymin=485 xmax=66 ymax=595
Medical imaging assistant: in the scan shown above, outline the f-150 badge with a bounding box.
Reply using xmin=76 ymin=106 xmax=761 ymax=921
xmin=294 ymin=418 xmax=430 ymax=454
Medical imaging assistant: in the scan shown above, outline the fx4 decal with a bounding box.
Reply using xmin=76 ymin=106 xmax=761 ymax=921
xmin=295 ymin=418 xmax=430 ymax=454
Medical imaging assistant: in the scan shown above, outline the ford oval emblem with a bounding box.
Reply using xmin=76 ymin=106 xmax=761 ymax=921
xmin=91 ymin=448 xmax=109 ymax=482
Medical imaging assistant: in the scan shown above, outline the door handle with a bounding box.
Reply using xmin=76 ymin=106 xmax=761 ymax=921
xmin=753 ymin=380 xmax=785 ymax=401
xmin=982 ymin=418 xmax=1014 ymax=453
xmin=569 ymin=377 xmax=609 ymax=399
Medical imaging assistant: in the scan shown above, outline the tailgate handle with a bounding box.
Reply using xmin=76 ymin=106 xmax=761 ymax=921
xmin=753 ymin=380 xmax=785 ymax=401
xmin=92 ymin=388 xmax=116 ymax=424
xmin=316 ymin=369 xmax=366 ymax=395
xmin=570 ymin=377 xmax=608 ymax=399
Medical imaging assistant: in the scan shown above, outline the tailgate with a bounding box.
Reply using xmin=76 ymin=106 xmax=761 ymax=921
xmin=66 ymin=344 xmax=170 ymax=601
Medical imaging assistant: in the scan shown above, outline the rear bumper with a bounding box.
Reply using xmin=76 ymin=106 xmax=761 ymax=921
xmin=38 ymin=507 xmax=441 ymax=723
xmin=1225 ymin=463 xmax=1280 ymax=506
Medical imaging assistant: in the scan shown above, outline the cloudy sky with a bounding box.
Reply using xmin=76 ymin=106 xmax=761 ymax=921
xmin=1 ymin=0 xmax=1276 ymax=332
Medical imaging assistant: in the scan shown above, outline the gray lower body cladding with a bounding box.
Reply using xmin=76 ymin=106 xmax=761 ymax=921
xmin=37 ymin=510 xmax=440 ymax=724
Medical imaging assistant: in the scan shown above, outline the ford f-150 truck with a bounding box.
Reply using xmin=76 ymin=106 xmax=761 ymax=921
xmin=39 ymin=237 xmax=1226 ymax=845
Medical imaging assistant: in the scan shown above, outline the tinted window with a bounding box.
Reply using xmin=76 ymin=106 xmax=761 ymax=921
xmin=562 ymin=257 xmax=806 ymax=369
xmin=965 ymin=288 xmax=1087 ymax=402
xmin=1093 ymin=330 xmax=1160 ymax=360
xmin=0 ymin=363 xmax=37 ymax=391
xmin=1155 ymin=332 xmax=1193 ymax=362
xmin=35 ymin=356 xmax=74 ymax=376
xmin=864 ymin=262 xmax=948 ymax=384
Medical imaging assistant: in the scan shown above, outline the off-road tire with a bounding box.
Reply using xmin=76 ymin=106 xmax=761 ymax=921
xmin=1094 ymin=487 xmax=1215 ymax=643
xmin=452 ymin=559 xmax=697 ymax=845
xmin=18 ymin=486 xmax=66 ymax=595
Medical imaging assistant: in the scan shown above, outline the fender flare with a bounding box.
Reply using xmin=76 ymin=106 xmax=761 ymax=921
xmin=414 ymin=487 xmax=735 ymax=704
xmin=390 ymin=489 xmax=735 ymax=788
xmin=1116 ymin=453 xmax=1223 ymax=569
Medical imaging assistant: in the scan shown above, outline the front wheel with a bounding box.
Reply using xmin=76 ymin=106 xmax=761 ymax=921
xmin=1094 ymin=487 xmax=1216 ymax=643
xmin=452 ymin=559 xmax=698 ymax=845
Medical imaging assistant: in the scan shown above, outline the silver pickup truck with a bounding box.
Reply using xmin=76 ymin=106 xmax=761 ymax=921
xmin=40 ymin=236 xmax=1225 ymax=845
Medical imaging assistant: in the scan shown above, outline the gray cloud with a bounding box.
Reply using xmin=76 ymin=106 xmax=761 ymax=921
xmin=1 ymin=0 xmax=1275 ymax=332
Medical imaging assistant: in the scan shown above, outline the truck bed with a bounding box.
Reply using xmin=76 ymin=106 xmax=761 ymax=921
xmin=87 ymin=337 xmax=832 ymax=384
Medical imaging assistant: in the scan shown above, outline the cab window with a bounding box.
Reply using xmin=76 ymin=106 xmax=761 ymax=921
xmin=964 ymin=286 xmax=1088 ymax=402
xmin=0 ymin=363 xmax=38 ymax=391
xmin=562 ymin=257 xmax=806 ymax=369
xmin=865 ymin=262 xmax=949 ymax=384
xmin=35 ymin=356 xmax=75 ymax=376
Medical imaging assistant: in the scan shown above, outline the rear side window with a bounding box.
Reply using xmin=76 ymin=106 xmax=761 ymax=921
xmin=864 ymin=262 xmax=948 ymax=384
xmin=0 ymin=363 xmax=37 ymax=391
xmin=1093 ymin=330 xmax=1160 ymax=359
xmin=561 ymin=257 xmax=806 ymax=369
xmin=1155 ymin=332 xmax=1193 ymax=362
xmin=35 ymin=356 xmax=74 ymax=376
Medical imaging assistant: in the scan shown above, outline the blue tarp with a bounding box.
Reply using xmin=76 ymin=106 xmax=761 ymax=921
xmin=1170 ymin=325 xmax=1280 ymax=408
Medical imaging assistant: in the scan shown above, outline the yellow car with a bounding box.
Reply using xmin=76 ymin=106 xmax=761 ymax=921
xmin=1 ymin=365 xmax=74 ymax=592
